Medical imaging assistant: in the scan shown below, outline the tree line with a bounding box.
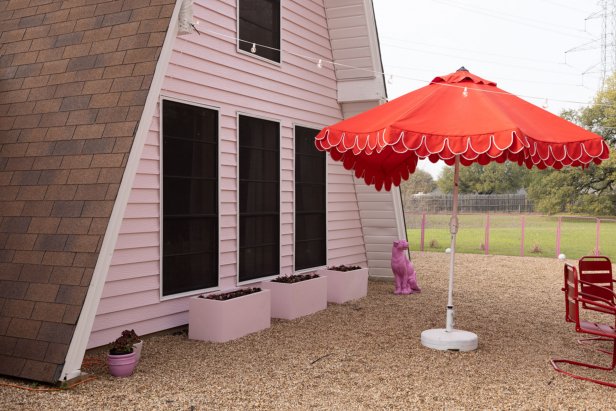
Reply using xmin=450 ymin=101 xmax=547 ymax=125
xmin=401 ymin=72 xmax=616 ymax=216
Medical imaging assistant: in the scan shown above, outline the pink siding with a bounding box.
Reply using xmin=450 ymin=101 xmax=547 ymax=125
xmin=88 ymin=0 xmax=367 ymax=348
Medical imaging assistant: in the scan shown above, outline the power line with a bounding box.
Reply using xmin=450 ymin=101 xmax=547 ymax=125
xmin=433 ymin=0 xmax=593 ymax=40
xmin=190 ymin=24 xmax=614 ymax=109
xmin=381 ymin=35 xmax=568 ymax=66
xmin=536 ymin=0 xmax=591 ymax=14
xmin=380 ymin=42 xmax=583 ymax=77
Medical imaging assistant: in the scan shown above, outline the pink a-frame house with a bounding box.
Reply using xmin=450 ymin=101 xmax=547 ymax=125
xmin=0 ymin=0 xmax=406 ymax=383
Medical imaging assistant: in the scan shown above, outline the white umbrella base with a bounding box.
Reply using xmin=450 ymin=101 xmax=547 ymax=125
xmin=421 ymin=328 xmax=478 ymax=351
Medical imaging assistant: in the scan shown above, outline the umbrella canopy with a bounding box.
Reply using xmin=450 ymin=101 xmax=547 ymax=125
xmin=316 ymin=68 xmax=610 ymax=351
xmin=316 ymin=68 xmax=609 ymax=191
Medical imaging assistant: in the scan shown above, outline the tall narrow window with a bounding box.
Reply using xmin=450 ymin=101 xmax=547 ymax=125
xmin=162 ymin=100 xmax=218 ymax=296
xmin=238 ymin=0 xmax=281 ymax=63
xmin=294 ymin=126 xmax=326 ymax=270
xmin=239 ymin=115 xmax=279 ymax=282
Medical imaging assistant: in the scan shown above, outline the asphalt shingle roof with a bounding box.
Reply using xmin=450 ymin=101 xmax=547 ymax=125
xmin=0 ymin=0 xmax=175 ymax=383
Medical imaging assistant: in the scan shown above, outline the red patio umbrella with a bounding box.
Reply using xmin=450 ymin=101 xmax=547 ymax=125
xmin=316 ymin=67 xmax=610 ymax=351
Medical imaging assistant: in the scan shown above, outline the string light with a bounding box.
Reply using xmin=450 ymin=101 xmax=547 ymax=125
xmin=387 ymin=74 xmax=393 ymax=85
xmin=462 ymin=87 xmax=468 ymax=97
xmin=185 ymin=26 xmax=612 ymax=109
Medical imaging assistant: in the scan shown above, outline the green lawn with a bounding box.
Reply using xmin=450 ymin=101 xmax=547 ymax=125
xmin=406 ymin=214 xmax=616 ymax=260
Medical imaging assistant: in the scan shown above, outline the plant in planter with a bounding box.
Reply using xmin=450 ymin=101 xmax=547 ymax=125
xmin=121 ymin=329 xmax=142 ymax=362
xmin=261 ymin=273 xmax=327 ymax=320
xmin=189 ymin=287 xmax=271 ymax=343
xmin=204 ymin=287 xmax=262 ymax=300
xmin=317 ymin=264 xmax=369 ymax=304
xmin=107 ymin=335 xmax=137 ymax=378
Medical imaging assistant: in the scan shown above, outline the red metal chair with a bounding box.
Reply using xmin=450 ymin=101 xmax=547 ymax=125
xmin=579 ymin=256 xmax=615 ymax=314
xmin=552 ymin=263 xmax=616 ymax=388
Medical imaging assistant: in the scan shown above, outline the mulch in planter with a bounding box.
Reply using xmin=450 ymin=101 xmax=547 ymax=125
xmin=272 ymin=273 xmax=319 ymax=283
xmin=327 ymin=264 xmax=362 ymax=272
xmin=202 ymin=287 xmax=262 ymax=301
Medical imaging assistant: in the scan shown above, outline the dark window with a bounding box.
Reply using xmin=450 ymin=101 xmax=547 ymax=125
xmin=238 ymin=0 xmax=281 ymax=63
xmin=239 ymin=115 xmax=279 ymax=281
xmin=294 ymin=126 xmax=326 ymax=270
xmin=162 ymin=100 xmax=218 ymax=296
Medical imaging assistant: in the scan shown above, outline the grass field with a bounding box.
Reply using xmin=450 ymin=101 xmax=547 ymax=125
xmin=405 ymin=214 xmax=616 ymax=260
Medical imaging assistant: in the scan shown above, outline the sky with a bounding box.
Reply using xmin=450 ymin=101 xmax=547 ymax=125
xmin=372 ymin=0 xmax=607 ymax=179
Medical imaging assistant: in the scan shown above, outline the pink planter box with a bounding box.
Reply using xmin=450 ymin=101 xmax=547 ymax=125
xmin=317 ymin=268 xmax=369 ymax=304
xmin=261 ymin=275 xmax=327 ymax=320
xmin=188 ymin=289 xmax=271 ymax=343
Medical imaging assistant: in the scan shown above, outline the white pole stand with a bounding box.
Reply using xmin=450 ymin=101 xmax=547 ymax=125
xmin=421 ymin=328 xmax=478 ymax=351
xmin=420 ymin=156 xmax=478 ymax=352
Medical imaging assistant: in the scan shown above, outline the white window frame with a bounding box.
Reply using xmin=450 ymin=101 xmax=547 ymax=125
xmin=159 ymin=96 xmax=222 ymax=301
xmin=292 ymin=122 xmax=329 ymax=274
xmin=236 ymin=112 xmax=282 ymax=285
xmin=236 ymin=0 xmax=282 ymax=66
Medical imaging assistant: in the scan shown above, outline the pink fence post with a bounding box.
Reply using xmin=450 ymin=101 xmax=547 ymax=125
xmin=484 ymin=212 xmax=490 ymax=255
xmin=595 ymin=218 xmax=601 ymax=255
xmin=420 ymin=213 xmax=426 ymax=252
xmin=555 ymin=216 xmax=562 ymax=258
xmin=520 ymin=215 xmax=525 ymax=257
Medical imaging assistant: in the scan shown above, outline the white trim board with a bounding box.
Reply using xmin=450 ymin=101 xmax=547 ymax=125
xmin=60 ymin=0 xmax=184 ymax=382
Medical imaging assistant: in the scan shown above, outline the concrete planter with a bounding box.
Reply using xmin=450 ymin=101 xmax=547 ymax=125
xmin=188 ymin=289 xmax=271 ymax=343
xmin=261 ymin=275 xmax=327 ymax=320
xmin=317 ymin=267 xmax=369 ymax=304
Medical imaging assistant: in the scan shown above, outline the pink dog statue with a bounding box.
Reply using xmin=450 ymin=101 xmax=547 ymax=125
xmin=391 ymin=240 xmax=420 ymax=295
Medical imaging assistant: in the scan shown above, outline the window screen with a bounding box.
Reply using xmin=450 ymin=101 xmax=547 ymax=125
xmin=294 ymin=126 xmax=326 ymax=270
xmin=239 ymin=115 xmax=280 ymax=281
xmin=162 ymin=100 xmax=218 ymax=296
xmin=238 ymin=0 xmax=281 ymax=62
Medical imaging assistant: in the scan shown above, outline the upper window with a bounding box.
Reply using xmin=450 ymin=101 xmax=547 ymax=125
xmin=238 ymin=0 xmax=281 ymax=63
xmin=161 ymin=100 xmax=219 ymax=297
xmin=294 ymin=126 xmax=326 ymax=270
xmin=238 ymin=115 xmax=280 ymax=282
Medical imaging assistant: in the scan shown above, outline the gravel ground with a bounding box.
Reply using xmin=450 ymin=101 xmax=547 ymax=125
xmin=1 ymin=252 xmax=616 ymax=410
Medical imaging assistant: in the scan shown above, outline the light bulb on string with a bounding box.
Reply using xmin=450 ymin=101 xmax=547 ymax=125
xmin=250 ymin=43 xmax=256 ymax=53
xmin=387 ymin=74 xmax=393 ymax=85
xmin=462 ymin=87 xmax=468 ymax=97
xmin=542 ymin=98 xmax=549 ymax=109
xmin=317 ymin=59 xmax=322 ymax=69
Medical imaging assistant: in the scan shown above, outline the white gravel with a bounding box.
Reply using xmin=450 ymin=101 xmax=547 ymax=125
xmin=1 ymin=252 xmax=615 ymax=410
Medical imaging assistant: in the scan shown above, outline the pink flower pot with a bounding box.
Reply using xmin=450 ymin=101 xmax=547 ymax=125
xmin=261 ymin=275 xmax=327 ymax=320
xmin=317 ymin=268 xmax=369 ymax=304
xmin=188 ymin=289 xmax=271 ymax=343
xmin=107 ymin=351 xmax=138 ymax=378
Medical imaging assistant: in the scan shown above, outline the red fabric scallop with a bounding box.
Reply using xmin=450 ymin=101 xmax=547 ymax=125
xmin=314 ymin=69 xmax=609 ymax=191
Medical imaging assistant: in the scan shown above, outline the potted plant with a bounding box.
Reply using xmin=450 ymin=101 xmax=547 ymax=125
xmin=261 ymin=273 xmax=327 ymax=320
xmin=121 ymin=329 xmax=142 ymax=361
xmin=188 ymin=287 xmax=271 ymax=343
xmin=317 ymin=264 xmax=369 ymax=304
xmin=107 ymin=335 xmax=138 ymax=378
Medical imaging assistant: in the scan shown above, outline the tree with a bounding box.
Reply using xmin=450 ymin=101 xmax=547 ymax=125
xmin=526 ymin=71 xmax=616 ymax=215
xmin=399 ymin=169 xmax=436 ymax=205
xmin=437 ymin=162 xmax=530 ymax=194
xmin=527 ymin=152 xmax=616 ymax=215
xmin=575 ymin=73 xmax=616 ymax=146
xmin=400 ymin=169 xmax=436 ymax=195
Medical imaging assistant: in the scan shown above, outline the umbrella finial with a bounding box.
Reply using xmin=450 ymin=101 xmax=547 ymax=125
xmin=457 ymin=66 xmax=469 ymax=72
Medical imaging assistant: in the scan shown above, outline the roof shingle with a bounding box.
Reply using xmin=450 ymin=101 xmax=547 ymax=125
xmin=0 ymin=0 xmax=174 ymax=382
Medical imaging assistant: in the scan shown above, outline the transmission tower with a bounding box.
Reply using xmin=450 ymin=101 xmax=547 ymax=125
xmin=599 ymin=0 xmax=616 ymax=88
xmin=567 ymin=0 xmax=616 ymax=89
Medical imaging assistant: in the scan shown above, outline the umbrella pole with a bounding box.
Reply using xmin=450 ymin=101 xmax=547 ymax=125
xmin=446 ymin=156 xmax=460 ymax=332
xmin=420 ymin=155 xmax=477 ymax=352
